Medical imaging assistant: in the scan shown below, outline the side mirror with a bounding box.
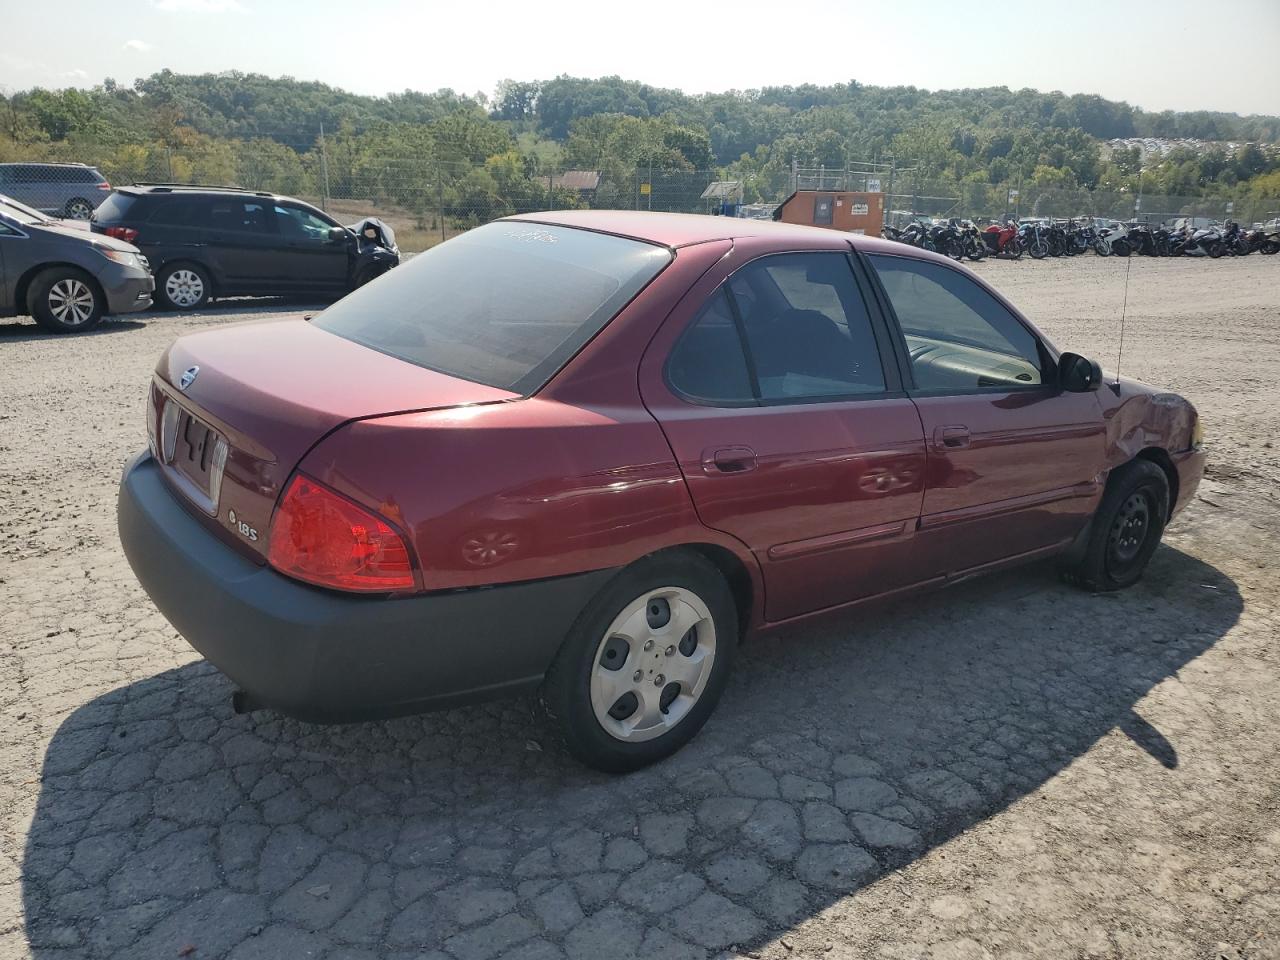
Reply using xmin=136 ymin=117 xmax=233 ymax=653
xmin=328 ymin=226 xmax=349 ymax=243
xmin=1058 ymin=352 xmax=1102 ymax=392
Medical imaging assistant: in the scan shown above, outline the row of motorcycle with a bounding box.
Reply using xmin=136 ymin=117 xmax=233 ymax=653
xmin=881 ymin=217 xmax=1280 ymax=261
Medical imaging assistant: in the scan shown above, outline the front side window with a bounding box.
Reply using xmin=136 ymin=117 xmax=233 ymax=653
xmin=315 ymin=221 xmax=671 ymax=394
xmin=868 ymin=254 xmax=1044 ymax=391
xmin=275 ymin=204 xmax=334 ymax=240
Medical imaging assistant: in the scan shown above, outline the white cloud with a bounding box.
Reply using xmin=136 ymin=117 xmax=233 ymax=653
xmin=122 ymin=39 xmax=154 ymax=52
xmin=64 ymin=69 xmax=89 ymax=79
xmin=152 ymin=0 xmax=244 ymax=11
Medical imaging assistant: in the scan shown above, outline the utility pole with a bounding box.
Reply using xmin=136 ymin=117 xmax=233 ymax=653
xmin=318 ymin=123 xmax=330 ymax=212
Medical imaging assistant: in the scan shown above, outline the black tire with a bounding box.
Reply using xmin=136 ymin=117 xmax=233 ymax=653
xmin=155 ymin=262 xmax=212 ymax=311
xmin=1112 ymin=239 xmax=1131 ymax=257
xmin=1208 ymin=242 xmax=1225 ymax=259
xmin=1062 ymin=459 xmax=1169 ymax=593
xmin=1008 ymin=238 xmax=1024 ymax=260
xmin=63 ymin=197 xmax=94 ymax=220
xmin=28 ymin=267 xmax=105 ymax=333
xmin=1030 ymin=240 xmax=1049 ymax=259
xmin=1262 ymin=241 xmax=1279 ymax=255
xmin=353 ymin=263 xmax=391 ymax=289
xmin=541 ymin=550 xmax=738 ymax=772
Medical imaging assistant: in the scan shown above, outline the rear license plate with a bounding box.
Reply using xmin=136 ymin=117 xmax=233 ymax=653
xmin=172 ymin=410 xmax=218 ymax=495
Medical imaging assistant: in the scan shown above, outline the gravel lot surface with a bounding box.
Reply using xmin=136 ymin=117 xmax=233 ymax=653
xmin=2 ymin=255 xmax=1278 ymax=960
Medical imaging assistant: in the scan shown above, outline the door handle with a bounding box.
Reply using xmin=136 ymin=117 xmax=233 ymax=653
xmin=702 ymin=446 xmax=758 ymax=475
xmin=933 ymin=425 xmax=971 ymax=450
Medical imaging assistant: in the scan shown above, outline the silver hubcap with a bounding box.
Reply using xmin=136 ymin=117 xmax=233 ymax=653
xmin=165 ymin=270 xmax=204 ymax=307
xmin=48 ymin=279 xmax=95 ymax=326
xmin=67 ymin=201 xmax=92 ymax=220
xmin=590 ymin=586 xmax=716 ymax=743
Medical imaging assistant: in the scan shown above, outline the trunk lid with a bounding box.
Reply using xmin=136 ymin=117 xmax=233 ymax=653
xmin=152 ymin=318 xmax=517 ymax=562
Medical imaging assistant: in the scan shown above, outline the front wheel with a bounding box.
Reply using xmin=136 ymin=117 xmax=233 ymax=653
xmin=28 ymin=268 xmax=104 ymax=333
xmin=541 ymin=551 xmax=737 ymax=772
xmin=155 ymin=262 xmax=211 ymax=311
xmin=1007 ymin=238 xmax=1024 ymax=259
xmin=1030 ymin=240 xmax=1049 ymax=259
xmin=1062 ymin=459 xmax=1169 ymax=592
xmin=1112 ymin=239 xmax=1131 ymax=257
xmin=1208 ymin=241 xmax=1225 ymax=259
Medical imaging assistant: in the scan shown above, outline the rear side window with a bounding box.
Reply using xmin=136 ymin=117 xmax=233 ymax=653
xmin=667 ymin=290 xmax=754 ymax=403
xmin=315 ymin=222 xmax=672 ymax=394
xmin=149 ymin=198 xmax=209 ymax=227
xmin=732 ymin=253 xmax=886 ymax=401
xmin=209 ymin=201 xmax=270 ymax=233
xmin=93 ymin=192 xmax=139 ymax=222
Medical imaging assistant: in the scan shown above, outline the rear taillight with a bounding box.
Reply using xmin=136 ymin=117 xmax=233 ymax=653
xmin=96 ymin=180 xmax=111 ymax=191
xmin=105 ymin=226 xmax=138 ymax=243
xmin=268 ymin=475 xmax=414 ymax=592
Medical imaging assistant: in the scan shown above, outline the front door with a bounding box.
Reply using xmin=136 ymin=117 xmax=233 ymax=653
xmin=270 ymin=203 xmax=351 ymax=292
xmin=865 ymin=252 xmax=1106 ymax=577
xmin=641 ymin=245 xmax=927 ymax=622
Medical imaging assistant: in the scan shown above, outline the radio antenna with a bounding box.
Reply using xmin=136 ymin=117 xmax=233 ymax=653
xmin=1112 ymin=252 xmax=1132 ymax=394
xmin=1112 ymin=186 xmax=1141 ymax=393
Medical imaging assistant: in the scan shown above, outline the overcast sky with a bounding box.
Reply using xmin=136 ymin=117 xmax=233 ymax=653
xmin=3 ymin=0 xmax=1278 ymax=118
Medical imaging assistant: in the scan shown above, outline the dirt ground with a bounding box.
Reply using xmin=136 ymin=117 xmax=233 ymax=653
xmin=1 ymin=254 xmax=1277 ymax=960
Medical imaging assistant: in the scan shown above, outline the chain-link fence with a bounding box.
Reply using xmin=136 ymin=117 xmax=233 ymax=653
xmin=2 ymin=134 xmax=1275 ymax=251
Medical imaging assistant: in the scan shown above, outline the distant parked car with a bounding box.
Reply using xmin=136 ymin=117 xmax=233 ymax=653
xmin=90 ymin=185 xmax=399 ymax=310
xmin=0 ymin=162 xmax=112 ymax=220
xmin=0 ymin=193 xmax=153 ymax=332
xmin=118 ymin=211 xmax=1205 ymax=771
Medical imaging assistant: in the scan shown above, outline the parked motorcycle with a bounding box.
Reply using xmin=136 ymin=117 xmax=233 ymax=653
xmin=929 ymin=221 xmax=964 ymax=260
xmin=1095 ymin=225 xmax=1129 ymax=257
xmin=1222 ymin=221 xmax=1250 ymax=256
xmin=1020 ymin=221 xmax=1051 ymax=259
xmin=956 ymin=220 xmax=986 ymax=261
xmin=1174 ymin=225 xmax=1226 ymax=258
xmin=982 ymin=219 xmax=1024 ymax=258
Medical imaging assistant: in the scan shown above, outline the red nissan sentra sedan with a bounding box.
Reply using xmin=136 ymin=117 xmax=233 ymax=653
xmin=118 ymin=211 xmax=1205 ymax=771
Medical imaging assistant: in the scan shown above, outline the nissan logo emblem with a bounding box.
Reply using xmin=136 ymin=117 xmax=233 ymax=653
xmin=179 ymin=365 xmax=200 ymax=391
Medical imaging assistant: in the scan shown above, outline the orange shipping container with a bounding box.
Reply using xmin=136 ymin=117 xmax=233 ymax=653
xmin=773 ymin=190 xmax=885 ymax=234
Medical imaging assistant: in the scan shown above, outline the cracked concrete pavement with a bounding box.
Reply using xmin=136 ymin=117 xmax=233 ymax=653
xmin=2 ymin=256 xmax=1278 ymax=959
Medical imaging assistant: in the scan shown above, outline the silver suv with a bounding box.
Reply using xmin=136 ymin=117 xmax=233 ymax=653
xmin=0 ymin=162 xmax=111 ymax=220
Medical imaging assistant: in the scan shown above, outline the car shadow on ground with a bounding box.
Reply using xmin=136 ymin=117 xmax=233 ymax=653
xmin=21 ymin=545 xmax=1241 ymax=959
xmin=0 ymin=318 xmax=147 ymax=340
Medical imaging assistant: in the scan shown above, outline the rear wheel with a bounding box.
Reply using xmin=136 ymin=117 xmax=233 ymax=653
xmin=63 ymin=197 xmax=94 ymax=220
xmin=1062 ymin=459 xmax=1169 ymax=592
xmin=28 ymin=268 xmax=104 ymax=333
xmin=541 ymin=550 xmax=737 ymax=772
xmin=156 ymin=262 xmax=211 ymax=310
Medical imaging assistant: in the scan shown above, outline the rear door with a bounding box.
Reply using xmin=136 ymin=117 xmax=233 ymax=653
xmin=641 ymin=241 xmax=927 ymax=622
xmin=269 ymin=203 xmax=350 ymax=291
xmin=865 ymin=252 xmax=1105 ymax=577
xmin=206 ymin=198 xmax=278 ymax=290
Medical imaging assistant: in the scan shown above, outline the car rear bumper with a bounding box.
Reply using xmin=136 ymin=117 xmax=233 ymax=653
xmin=1170 ymin=446 xmax=1206 ymax=518
xmin=118 ymin=452 xmax=614 ymax=723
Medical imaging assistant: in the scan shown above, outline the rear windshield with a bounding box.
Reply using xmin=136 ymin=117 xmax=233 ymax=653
xmin=93 ymin=192 xmax=139 ymax=223
xmin=314 ymin=222 xmax=672 ymax=393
